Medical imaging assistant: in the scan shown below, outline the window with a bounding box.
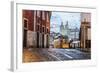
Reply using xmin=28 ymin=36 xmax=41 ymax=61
xmin=42 ymin=27 xmax=45 ymax=32
xmin=42 ymin=12 xmax=45 ymax=20
xmin=36 ymin=25 xmax=39 ymax=31
xmin=37 ymin=17 xmax=39 ymax=23
xmin=47 ymin=28 xmax=49 ymax=33
xmin=23 ymin=18 xmax=28 ymax=29
xmin=40 ymin=26 xmax=42 ymax=33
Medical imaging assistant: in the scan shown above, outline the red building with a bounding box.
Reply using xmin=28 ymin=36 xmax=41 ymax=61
xmin=22 ymin=10 xmax=51 ymax=49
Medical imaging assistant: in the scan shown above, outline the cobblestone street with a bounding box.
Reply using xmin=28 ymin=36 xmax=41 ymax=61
xmin=23 ymin=48 xmax=91 ymax=62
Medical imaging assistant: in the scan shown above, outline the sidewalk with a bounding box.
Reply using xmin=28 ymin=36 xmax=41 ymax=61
xmin=23 ymin=48 xmax=48 ymax=63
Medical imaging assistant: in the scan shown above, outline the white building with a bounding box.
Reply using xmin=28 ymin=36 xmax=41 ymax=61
xmin=60 ymin=21 xmax=80 ymax=41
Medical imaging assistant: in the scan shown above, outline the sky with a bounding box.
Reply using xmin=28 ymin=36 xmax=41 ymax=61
xmin=50 ymin=11 xmax=81 ymax=33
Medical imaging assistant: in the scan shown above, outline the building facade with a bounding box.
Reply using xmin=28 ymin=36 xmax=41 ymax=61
xmin=80 ymin=18 xmax=91 ymax=52
xmin=60 ymin=21 xmax=80 ymax=41
xmin=23 ymin=10 xmax=51 ymax=49
xmin=80 ymin=13 xmax=91 ymax=52
xmin=59 ymin=21 xmax=80 ymax=48
xmin=60 ymin=21 xmax=69 ymax=37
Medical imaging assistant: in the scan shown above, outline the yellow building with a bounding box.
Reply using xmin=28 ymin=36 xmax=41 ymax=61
xmin=54 ymin=38 xmax=69 ymax=48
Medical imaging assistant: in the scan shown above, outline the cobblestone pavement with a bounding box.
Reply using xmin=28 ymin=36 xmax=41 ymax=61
xmin=38 ymin=48 xmax=91 ymax=61
xmin=23 ymin=48 xmax=91 ymax=63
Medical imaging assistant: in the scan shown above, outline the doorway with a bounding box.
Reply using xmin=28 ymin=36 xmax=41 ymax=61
xmin=23 ymin=18 xmax=28 ymax=48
